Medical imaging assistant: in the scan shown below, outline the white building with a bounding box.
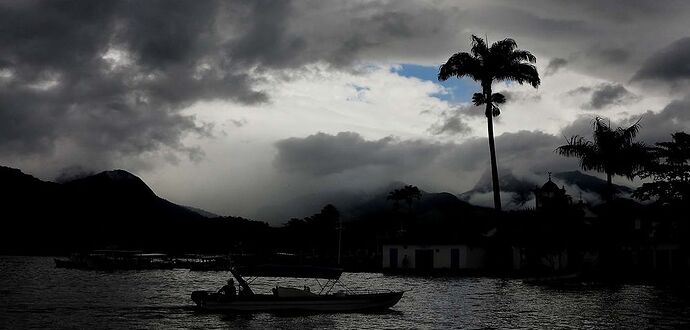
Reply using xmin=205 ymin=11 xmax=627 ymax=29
xmin=382 ymin=244 xmax=486 ymax=271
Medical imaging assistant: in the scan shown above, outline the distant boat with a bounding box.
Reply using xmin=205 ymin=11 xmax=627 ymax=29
xmin=191 ymin=265 xmax=404 ymax=312
xmin=54 ymin=250 xmax=175 ymax=270
xmin=187 ymin=255 xmax=233 ymax=271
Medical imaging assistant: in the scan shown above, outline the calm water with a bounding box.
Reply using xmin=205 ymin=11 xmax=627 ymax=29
xmin=2 ymin=257 xmax=690 ymax=329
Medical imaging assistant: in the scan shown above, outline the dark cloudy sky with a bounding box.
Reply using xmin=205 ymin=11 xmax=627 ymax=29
xmin=2 ymin=0 xmax=690 ymax=222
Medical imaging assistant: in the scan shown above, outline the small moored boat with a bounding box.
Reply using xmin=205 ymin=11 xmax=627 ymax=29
xmin=191 ymin=265 xmax=404 ymax=312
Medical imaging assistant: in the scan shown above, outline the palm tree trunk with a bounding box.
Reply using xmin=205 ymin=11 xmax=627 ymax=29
xmin=485 ymin=86 xmax=502 ymax=211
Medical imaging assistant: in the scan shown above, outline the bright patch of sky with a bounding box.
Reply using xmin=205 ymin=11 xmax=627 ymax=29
xmin=395 ymin=64 xmax=477 ymax=103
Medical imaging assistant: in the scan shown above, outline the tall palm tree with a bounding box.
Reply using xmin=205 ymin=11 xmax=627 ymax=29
xmin=438 ymin=35 xmax=540 ymax=211
xmin=556 ymin=117 xmax=648 ymax=201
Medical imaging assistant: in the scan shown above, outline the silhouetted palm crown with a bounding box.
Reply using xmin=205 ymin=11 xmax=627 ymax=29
xmin=557 ymin=117 xmax=648 ymax=198
xmin=438 ymin=35 xmax=540 ymax=117
xmin=387 ymin=185 xmax=422 ymax=209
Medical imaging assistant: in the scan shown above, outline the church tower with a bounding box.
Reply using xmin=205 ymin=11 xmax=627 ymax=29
xmin=534 ymin=172 xmax=572 ymax=211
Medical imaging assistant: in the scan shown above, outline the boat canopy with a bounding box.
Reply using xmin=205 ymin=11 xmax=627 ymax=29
xmin=236 ymin=264 xmax=343 ymax=279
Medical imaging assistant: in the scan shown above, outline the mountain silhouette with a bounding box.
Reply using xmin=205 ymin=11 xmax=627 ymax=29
xmin=184 ymin=205 xmax=220 ymax=218
xmin=1 ymin=165 xmax=635 ymax=256
xmin=262 ymin=180 xmax=492 ymax=225
xmin=460 ymin=169 xmax=633 ymax=206
xmin=62 ymin=169 xmax=206 ymax=224
xmin=344 ymin=184 xmax=486 ymax=220
xmin=337 ymin=183 xmax=497 ymax=247
xmin=0 ymin=166 xmax=261 ymax=254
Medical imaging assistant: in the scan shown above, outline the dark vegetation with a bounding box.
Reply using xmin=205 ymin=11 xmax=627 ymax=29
xmin=553 ymin=121 xmax=690 ymax=280
xmin=633 ymin=132 xmax=690 ymax=204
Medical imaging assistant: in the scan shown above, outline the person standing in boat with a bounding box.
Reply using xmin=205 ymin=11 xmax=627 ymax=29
xmin=218 ymin=278 xmax=236 ymax=297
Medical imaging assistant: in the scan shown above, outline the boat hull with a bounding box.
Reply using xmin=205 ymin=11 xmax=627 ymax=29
xmin=191 ymin=291 xmax=404 ymax=312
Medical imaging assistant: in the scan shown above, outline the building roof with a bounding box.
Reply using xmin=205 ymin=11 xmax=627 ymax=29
xmin=541 ymin=179 xmax=560 ymax=192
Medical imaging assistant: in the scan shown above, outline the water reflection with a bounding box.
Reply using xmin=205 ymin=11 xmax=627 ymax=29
xmin=2 ymin=257 xmax=690 ymax=329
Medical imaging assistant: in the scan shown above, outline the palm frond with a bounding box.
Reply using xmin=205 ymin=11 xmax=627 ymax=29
xmin=489 ymin=38 xmax=517 ymax=56
xmin=472 ymin=93 xmax=486 ymax=106
xmin=494 ymin=63 xmax=540 ymax=87
xmin=470 ymin=35 xmax=489 ymax=60
xmin=491 ymin=93 xmax=506 ymax=104
xmin=508 ymin=49 xmax=537 ymax=63
xmin=438 ymin=52 xmax=482 ymax=81
xmin=618 ymin=118 xmax=641 ymax=143
xmin=615 ymin=142 xmax=650 ymax=179
xmin=557 ymin=140 xmax=600 ymax=173
xmin=556 ymin=136 xmax=596 ymax=158
xmin=591 ymin=117 xmax=613 ymax=147
xmin=592 ymin=117 xmax=614 ymax=133
xmin=560 ymin=117 xmax=650 ymax=183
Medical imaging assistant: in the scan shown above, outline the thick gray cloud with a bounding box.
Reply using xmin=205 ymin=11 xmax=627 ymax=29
xmin=274 ymin=132 xmax=444 ymax=176
xmin=274 ymin=130 xmax=572 ymax=180
xmin=428 ymin=109 xmax=473 ymax=136
xmin=633 ymin=37 xmax=690 ymax=86
xmin=4 ymin=0 xmax=690 ymax=174
xmin=0 ymin=0 xmax=472 ymax=173
xmin=560 ymin=116 xmax=598 ymax=139
xmin=269 ymin=129 xmax=577 ymax=217
xmin=544 ymin=58 xmax=568 ymax=76
xmin=463 ymin=1 xmax=690 ymax=84
xmin=626 ymin=96 xmax=690 ymax=144
xmin=561 ymin=97 xmax=690 ymax=146
xmin=0 ymin=1 xmax=457 ymax=171
xmin=588 ymin=84 xmax=637 ymax=109
xmin=4 ymin=0 xmax=690 ymax=219
xmin=0 ymin=0 xmax=268 ymax=171
xmin=499 ymin=90 xmax=542 ymax=104
xmin=568 ymin=83 xmax=638 ymax=109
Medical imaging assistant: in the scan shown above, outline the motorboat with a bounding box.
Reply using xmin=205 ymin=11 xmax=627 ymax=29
xmin=191 ymin=264 xmax=404 ymax=312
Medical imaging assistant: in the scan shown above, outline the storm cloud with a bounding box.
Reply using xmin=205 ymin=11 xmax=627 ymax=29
xmin=561 ymin=96 xmax=690 ymax=147
xmin=544 ymin=58 xmax=568 ymax=76
xmin=428 ymin=108 xmax=473 ymax=136
xmin=0 ymin=1 xmax=266 ymax=171
xmin=266 ymin=129 xmax=579 ymax=218
xmin=274 ymin=132 xmax=444 ymax=176
xmin=274 ymin=130 xmax=573 ymax=183
xmin=3 ymin=0 xmax=690 ymax=219
xmin=0 ymin=0 xmax=465 ymax=173
xmin=633 ymin=37 xmax=690 ymax=86
xmin=625 ymin=96 xmax=690 ymax=144
xmin=568 ymin=83 xmax=638 ymax=109
xmin=4 ymin=0 xmax=690 ymax=171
